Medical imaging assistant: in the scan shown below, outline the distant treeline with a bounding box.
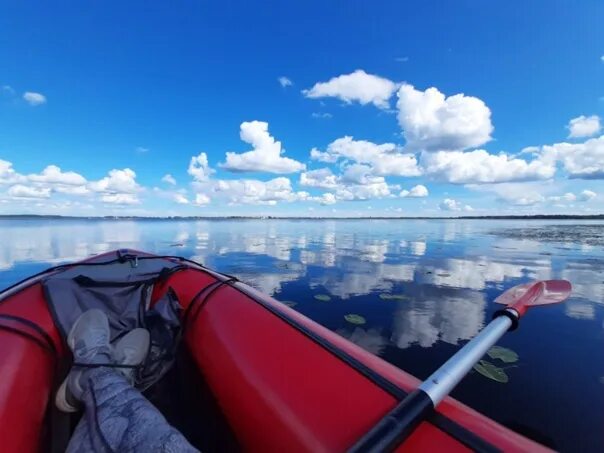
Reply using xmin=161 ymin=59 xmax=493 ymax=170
xmin=1 ymin=214 xmax=604 ymax=221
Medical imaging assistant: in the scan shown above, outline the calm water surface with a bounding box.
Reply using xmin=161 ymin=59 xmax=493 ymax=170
xmin=1 ymin=218 xmax=603 ymax=451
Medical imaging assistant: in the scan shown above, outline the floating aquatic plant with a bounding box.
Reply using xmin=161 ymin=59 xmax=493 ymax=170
xmin=378 ymin=294 xmax=409 ymax=301
xmin=473 ymin=360 xmax=509 ymax=383
xmin=487 ymin=346 xmax=519 ymax=363
xmin=344 ymin=314 xmax=366 ymax=325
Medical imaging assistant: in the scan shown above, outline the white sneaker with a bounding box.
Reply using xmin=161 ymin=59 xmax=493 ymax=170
xmin=113 ymin=328 xmax=150 ymax=383
xmin=55 ymin=309 xmax=112 ymax=413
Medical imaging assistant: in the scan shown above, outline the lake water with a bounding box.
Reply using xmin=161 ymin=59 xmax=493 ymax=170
xmin=1 ymin=218 xmax=602 ymax=451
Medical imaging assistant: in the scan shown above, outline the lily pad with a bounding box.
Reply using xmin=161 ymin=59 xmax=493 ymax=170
xmin=314 ymin=294 xmax=331 ymax=302
xmin=344 ymin=314 xmax=366 ymax=325
xmin=282 ymin=301 xmax=297 ymax=308
xmin=379 ymin=294 xmax=409 ymax=301
xmin=487 ymin=346 xmax=519 ymax=363
xmin=473 ymin=360 xmax=509 ymax=383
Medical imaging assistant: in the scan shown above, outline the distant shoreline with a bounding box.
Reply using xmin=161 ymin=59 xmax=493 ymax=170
xmin=1 ymin=214 xmax=603 ymax=221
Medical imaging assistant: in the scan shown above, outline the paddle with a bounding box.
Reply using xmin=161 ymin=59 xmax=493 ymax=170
xmin=349 ymin=280 xmax=571 ymax=452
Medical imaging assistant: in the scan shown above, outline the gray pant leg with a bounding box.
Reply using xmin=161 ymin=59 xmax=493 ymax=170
xmin=66 ymin=367 xmax=199 ymax=453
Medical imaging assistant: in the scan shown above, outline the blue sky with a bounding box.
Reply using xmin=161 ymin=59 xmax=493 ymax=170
xmin=0 ymin=0 xmax=603 ymax=217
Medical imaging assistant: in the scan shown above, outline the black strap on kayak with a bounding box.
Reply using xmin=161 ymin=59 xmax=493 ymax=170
xmin=0 ymin=314 xmax=58 ymax=355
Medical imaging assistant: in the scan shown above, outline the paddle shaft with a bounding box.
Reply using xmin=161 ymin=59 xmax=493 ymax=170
xmin=349 ymin=312 xmax=515 ymax=452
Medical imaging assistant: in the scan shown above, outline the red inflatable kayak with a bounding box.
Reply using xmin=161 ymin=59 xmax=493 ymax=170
xmin=0 ymin=250 xmax=551 ymax=452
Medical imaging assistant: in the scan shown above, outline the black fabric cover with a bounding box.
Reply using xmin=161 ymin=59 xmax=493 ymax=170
xmin=43 ymin=250 xmax=185 ymax=390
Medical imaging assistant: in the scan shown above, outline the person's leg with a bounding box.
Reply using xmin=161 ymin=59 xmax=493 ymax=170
xmin=67 ymin=367 xmax=198 ymax=453
xmin=57 ymin=309 xmax=198 ymax=452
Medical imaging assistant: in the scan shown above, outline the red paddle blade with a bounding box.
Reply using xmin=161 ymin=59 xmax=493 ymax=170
xmin=495 ymin=280 xmax=571 ymax=316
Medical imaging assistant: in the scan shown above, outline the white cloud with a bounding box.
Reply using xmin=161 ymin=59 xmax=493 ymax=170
xmin=55 ymin=185 xmax=90 ymax=195
xmin=23 ymin=92 xmax=47 ymax=106
xmin=421 ymin=149 xmax=555 ymax=184
xmin=100 ymin=193 xmax=140 ymax=205
xmin=135 ymin=147 xmax=149 ymax=154
xmin=221 ymin=121 xmax=305 ymax=174
xmin=311 ymin=112 xmax=332 ymax=119
xmin=567 ymin=115 xmax=601 ymax=138
xmin=395 ymin=56 xmax=409 ymax=63
xmin=194 ymin=193 xmax=211 ymax=205
xmin=299 ymin=164 xmax=399 ymax=203
xmin=161 ymin=174 xmax=177 ymax=185
xmin=89 ymin=168 xmax=140 ymax=194
xmin=0 ymin=160 xmax=25 ymax=185
xmin=188 ymin=152 xmax=215 ymax=182
xmin=439 ymin=198 xmax=472 ymax=212
xmin=303 ymin=70 xmax=398 ymax=109
xmin=538 ymin=135 xmax=604 ymax=179
xmin=7 ymin=184 xmax=51 ymax=199
xmin=312 ymin=136 xmax=421 ymax=177
xmin=315 ymin=192 xmax=337 ymax=205
xmin=397 ymin=84 xmax=493 ymax=151
xmin=213 ymin=176 xmax=304 ymax=205
xmin=334 ymin=178 xmax=392 ymax=201
xmin=340 ymin=164 xmax=383 ymax=185
xmin=310 ymin=148 xmax=339 ymax=163
xmin=278 ymin=76 xmax=293 ymax=87
xmin=469 ymin=181 xmax=554 ymax=206
xmin=548 ymin=192 xmax=576 ymax=203
xmin=28 ymin=165 xmax=87 ymax=186
xmin=579 ymin=189 xmax=596 ymax=201
xmin=299 ymin=168 xmax=339 ymax=189
xmin=400 ymin=184 xmax=429 ymax=198
xmin=173 ymin=193 xmax=189 ymax=204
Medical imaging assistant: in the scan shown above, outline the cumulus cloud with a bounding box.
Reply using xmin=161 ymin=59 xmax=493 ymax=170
xmin=311 ymin=136 xmax=421 ymax=177
xmin=400 ymin=184 xmax=429 ymax=198
xmin=299 ymin=168 xmax=339 ymax=189
xmin=397 ymin=84 xmax=493 ymax=151
xmin=194 ymin=193 xmax=210 ymax=205
xmin=568 ymin=115 xmax=601 ymax=138
xmin=303 ymin=70 xmax=398 ymax=109
xmin=299 ymin=164 xmax=398 ymax=202
xmin=161 ymin=174 xmax=177 ymax=185
xmin=173 ymin=193 xmax=189 ymax=204
xmin=188 ymin=152 xmax=215 ymax=182
xmin=28 ymin=165 xmax=87 ymax=186
xmin=0 ymin=160 xmax=26 ymax=185
xmin=213 ymin=176 xmax=305 ymax=205
xmin=221 ymin=121 xmax=305 ymax=174
xmin=100 ymin=193 xmax=140 ymax=205
xmin=89 ymin=168 xmax=140 ymax=194
xmin=23 ymin=91 xmax=47 ymax=106
xmin=548 ymin=192 xmax=576 ymax=203
xmin=314 ymin=192 xmax=337 ymax=205
xmin=334 ymin=178 xmax=392 ymax=201
xmin=7 ymin=184 xmax=51 ymax=199
xmin=439 ymin=198 xmax=472 ymax=212
xmin=537 ymin=135 xmax=604 ymax=179
xmin=468 ymin=181 xmax=556 ymax=206
xmin=579 ymin=189 xmax=596 ymax=201
xmin=421 ymin=149 xmax=555 ymax=184
xmin=278 ymin=76 xmax=293 ymax=87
